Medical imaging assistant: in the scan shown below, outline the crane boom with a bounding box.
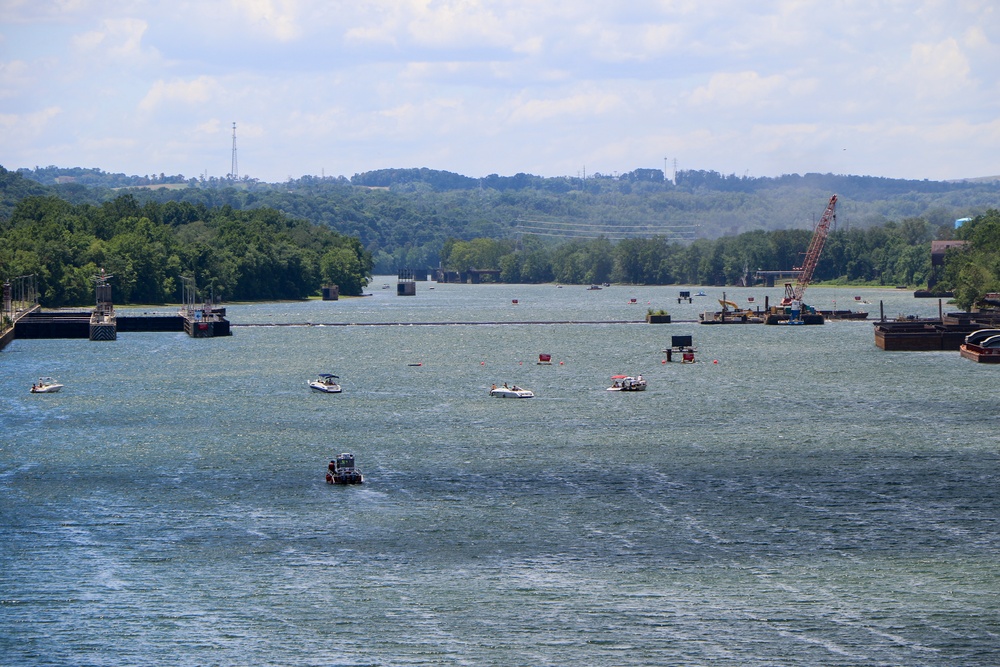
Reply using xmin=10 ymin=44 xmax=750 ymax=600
xmin=788 ymin=194 xmax=837 ymax=303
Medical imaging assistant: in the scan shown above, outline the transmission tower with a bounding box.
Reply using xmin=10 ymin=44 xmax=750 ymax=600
xmin=230 ymin=122 xmax=238 ymax=180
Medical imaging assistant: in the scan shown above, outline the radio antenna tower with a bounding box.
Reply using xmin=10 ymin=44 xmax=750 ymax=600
xmin=230 ymin=122 xmax=238 ymax=180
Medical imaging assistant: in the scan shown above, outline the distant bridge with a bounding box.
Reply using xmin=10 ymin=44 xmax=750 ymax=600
xmin=754 ymin=270 xmax=802 ymax=287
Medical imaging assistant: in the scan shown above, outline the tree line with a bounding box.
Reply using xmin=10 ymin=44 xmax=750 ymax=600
xmin=0 ymin=193 xmax=372 ymax=307
xmin=941 ymin=209 xmax=1000 ymax=310
xmin=15 ymin=165 xmax=1000 ymax=278
xmin=5 ymin=164 xmax=999 ymax=310
xmin=440 ymin=216 xmax=943 ymax=289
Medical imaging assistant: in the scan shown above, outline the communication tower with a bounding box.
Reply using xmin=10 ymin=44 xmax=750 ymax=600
xmin=230 ymin=122 xmax=238 ymax=180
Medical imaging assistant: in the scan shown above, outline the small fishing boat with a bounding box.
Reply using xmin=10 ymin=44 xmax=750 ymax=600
xmin=537 ymin=353 xmax=552 ymax=365
xmin=30 ymin=377 xmax=64 ymax=393
xmin=309 ymin=373 xmax=342 ymax=393
xmin=587 ymin=285 xmax=602 ymax=290
xmin=607 ymin=374 xmax=646 ymax=392
xmin=490 ymin=383 xmax=535 ymax=398
xmin=326 ymin=453 xmax=364 ymax=484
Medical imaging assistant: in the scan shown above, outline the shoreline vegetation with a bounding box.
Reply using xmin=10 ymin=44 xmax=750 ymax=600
xmin=2 ymin=165 xmax=998 ymax=312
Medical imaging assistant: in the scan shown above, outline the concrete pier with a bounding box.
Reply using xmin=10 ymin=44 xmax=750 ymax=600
xmin=7 ymin=311 xmax=214 ymax=341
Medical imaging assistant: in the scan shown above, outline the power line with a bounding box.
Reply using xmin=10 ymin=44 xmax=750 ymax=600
xmin=513 ymin=218 xmax=697 ymax=241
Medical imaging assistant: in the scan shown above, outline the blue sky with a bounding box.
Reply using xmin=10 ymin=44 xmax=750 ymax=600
xmin=2 ymin=1 xmax=998 ymax=183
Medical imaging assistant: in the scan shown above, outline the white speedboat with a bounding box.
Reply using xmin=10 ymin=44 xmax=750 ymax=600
xmin=490 ymin=384 xmax=534 ymax=398
xmin=309 ymin=373 xmax=342 ymax=393
xmin=326 ymin=453 xmax=364 ymax=485
xmin=30 ymin=377 xmax=64 ymax=393
xmin=607 ymin=375 xmax=646 ymax=392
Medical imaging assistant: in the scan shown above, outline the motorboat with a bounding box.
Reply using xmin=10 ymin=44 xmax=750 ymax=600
xmin=537 ymin=353 xmax=552 ymax=365
xmin=30 ymin=377 xmax=64 ymax=393
xmin=607 ymin=374 xmax=647 ymax=392
xmin=326 ymin=453 xmax=364 ymax=485
xmin=309 ymin=373 xmax=342 ymax=393
xmin=490 ymin=384 xmax=535 ymax=398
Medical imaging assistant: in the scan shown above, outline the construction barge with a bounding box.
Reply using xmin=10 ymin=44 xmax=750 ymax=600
xmin=874 ymin=311 xmax=1000 ymax=351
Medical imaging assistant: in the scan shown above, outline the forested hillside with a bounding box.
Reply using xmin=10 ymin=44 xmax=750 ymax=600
xmin=5 ymin=164 xmax=1000 ymax=310
xmin=439 ymin=219 xmax=936 ymax=288
xmin=942 ymin=209 xmax=1000 ymax=309
xmin=0 ymin=169 xmax=372 ymax=307
xmin=16 ymin=165 xmax=1000 ymax=275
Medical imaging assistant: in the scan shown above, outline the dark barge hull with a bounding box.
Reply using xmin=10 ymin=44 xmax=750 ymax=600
xmin=874 ymin=311 xmax=1000 ymax=351
xmin=874 ymin=321 xmax=974 ymax=351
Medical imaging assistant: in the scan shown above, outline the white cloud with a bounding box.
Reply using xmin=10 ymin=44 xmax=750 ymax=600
xmin=138 ymin=76 xmax=216 ymax=112
xmin=343 ymin=0 xmax=517 ymax=51
xmin=904 ymin=38 xmax=974 ymax=98
xmin=0 ymin=59 xmax=31 ymax=94
xmin=686 ymin=71 xmax=805 ymax=110
xmin=230 ymin=0 xmax=301 ymax=41
xmin=506 ymin=89 xmax=624 ymax=125
xmin=0 ymin=106 xmax=61 ymax=139
xmin=72 ymin=17 xmax=153 ymax=61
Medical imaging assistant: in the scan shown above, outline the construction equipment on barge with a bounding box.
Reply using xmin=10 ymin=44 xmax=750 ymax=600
xmin=765 ymin=195 xmax=837 ymax=325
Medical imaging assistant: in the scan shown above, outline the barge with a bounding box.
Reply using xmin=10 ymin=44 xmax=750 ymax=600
xmin=959 ymin=328 xmax=1000 ymax=363
xmin=874 ymin=312 xmax=1000 ymax=351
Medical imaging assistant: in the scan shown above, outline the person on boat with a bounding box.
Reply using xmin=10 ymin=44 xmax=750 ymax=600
xmin=329 ymin=460 xmax=336 ymax=473
xmin=491 ymin=384 xmax=496 ymax=391
xmin=503 ymin=382 xmax=508 ymax=388
xmin=612 ymin=381 xmax=620 ymax=388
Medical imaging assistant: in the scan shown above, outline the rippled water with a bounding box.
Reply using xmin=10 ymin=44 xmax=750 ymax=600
xmin=2 ymin=282 xmax=998 ymax=666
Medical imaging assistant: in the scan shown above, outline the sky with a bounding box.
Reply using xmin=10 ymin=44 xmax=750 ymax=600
xmin=2 ymin=1 xmax=999 ymax=183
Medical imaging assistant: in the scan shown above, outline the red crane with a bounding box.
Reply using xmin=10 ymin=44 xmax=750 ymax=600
xmin=783 ymin=194 xmax=837 ymax=305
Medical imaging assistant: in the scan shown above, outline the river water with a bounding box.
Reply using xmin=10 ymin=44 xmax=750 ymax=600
xmin=1 ymin=281 xmax=997 ymax=666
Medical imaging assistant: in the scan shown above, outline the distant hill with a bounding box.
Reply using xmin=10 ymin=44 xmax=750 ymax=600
xmin=949 ymin=175 xmax=1000 ymax=184
xmin=7 ymin=163 xmax=1000 ymax=273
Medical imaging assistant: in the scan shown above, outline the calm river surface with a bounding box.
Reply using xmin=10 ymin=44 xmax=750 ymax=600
xmin=2 ymin=281 xmax=998 ymax=666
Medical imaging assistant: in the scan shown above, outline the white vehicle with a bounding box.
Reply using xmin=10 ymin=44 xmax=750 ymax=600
xmin=309 ymin=373 xmax=342 ymax=393
xmin=30 ymin=377 xmax=64 ymax=393
xmin=607 ymin=375 xmax=647 ymax=392
xmin=489 ymin=383 xmax=534 ymax=398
